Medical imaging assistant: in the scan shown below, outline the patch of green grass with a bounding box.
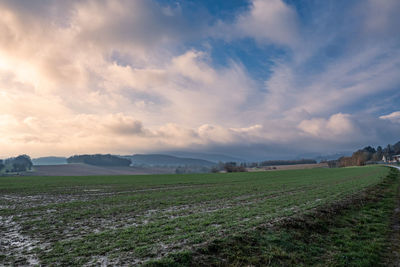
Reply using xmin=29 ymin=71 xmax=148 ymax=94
xmin=0 ymin=166 xmax=392 ymax=265
xmin=149 ymin=167 xmax=399 ymax=266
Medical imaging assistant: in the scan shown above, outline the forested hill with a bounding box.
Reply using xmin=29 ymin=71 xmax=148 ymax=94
xmin=67 ymin=154 xmax=131 ymax=167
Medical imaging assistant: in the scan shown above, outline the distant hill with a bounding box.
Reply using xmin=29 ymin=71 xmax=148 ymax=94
xmin=163 ymin=151 xmax=244 ymax=163
xmin=32 ymin=157 xmax=67 ymax=166
xmin=126 ymin=154 xmax=216 ymax=167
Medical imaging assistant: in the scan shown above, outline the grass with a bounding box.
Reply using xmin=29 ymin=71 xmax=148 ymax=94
xmin=0 ymin=166 xmax=394 ymax=265
xmin=150 ymin=167 xmax=399 ymax=266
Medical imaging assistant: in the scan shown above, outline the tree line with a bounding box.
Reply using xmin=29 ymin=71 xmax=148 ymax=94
xmin=0 ymin=155 xmax=33 ymax=173
xmin=327 ymin=141 xmax=400 ymax=167
xmin=67 ymin=154 xmax=132 ymax=166
xmin=210 ymin=159 xmax=317 ymax=173
xmin=254 ymin=159 xmax=317 ymax=167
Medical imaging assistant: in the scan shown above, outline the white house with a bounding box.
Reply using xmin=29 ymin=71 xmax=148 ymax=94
xmin=382 ymin=154 xmax=400 ymax=163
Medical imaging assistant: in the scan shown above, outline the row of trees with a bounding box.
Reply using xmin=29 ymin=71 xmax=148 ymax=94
xmin=67 ymin=154 xmax=132 ymax=166
xmin=256 ymin=159 xmax=316 ymax=167
xmin=328 ymin=141 xmax=400 ymax=167
xmin=231 ymin=159 xmax=316 ymax=169
xmin=210 ymin=159 xmax=317 ymax=173
xmin=211 ymin=162 xmax=247 ymax=173
xmin=0 ymin=155 xmax=33 ymax=173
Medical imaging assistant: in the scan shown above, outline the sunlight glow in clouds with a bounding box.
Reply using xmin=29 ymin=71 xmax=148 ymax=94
xmin=0 ymin=0 xmax=399 ymax=159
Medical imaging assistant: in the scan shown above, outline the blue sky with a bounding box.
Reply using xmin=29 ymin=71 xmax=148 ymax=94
xmin=0 ymin=0 xmax=399 ymax=160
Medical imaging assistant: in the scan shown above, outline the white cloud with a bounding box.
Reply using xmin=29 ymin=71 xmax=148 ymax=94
xmin=235 ymin=0 xmax=300 ymax=47
xmin=380 ymin=111 xmax=400 ymax=123
xmin=213 ymin=0 xmax=300 ymax=48
xmin=298 ymin=113 xmax=357 ymax=140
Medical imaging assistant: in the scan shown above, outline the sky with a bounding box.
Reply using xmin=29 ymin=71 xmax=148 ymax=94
xmin=0 ymin=0 xmax=399 ymax=160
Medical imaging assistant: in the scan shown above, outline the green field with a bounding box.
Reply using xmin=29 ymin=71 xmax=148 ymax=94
xmin=0 ymin=166 xmax=395 ymax=265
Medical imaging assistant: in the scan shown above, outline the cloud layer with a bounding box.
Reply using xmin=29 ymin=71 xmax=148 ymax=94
xmin=0 ymin=0 xmax=399 ymax=159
